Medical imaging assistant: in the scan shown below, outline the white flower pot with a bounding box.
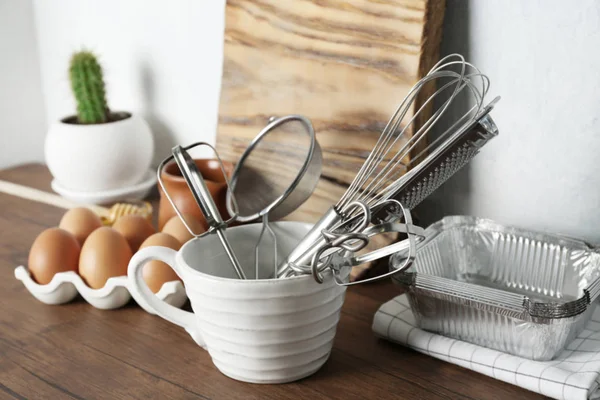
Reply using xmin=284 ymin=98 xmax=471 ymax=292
xmin=45 ymin=112 xmax=154 ymax=192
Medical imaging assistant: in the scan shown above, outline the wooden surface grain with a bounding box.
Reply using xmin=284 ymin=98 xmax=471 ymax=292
xmin=0 ymin=163 xmax=549 ymax=399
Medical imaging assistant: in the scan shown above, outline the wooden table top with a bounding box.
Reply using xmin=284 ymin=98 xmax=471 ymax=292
xmin=0 ymin=164 xmax=548 ymax=400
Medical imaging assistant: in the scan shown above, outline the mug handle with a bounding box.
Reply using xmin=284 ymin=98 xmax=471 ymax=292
xmin=127 ymin=246 xmax=206 ymax=348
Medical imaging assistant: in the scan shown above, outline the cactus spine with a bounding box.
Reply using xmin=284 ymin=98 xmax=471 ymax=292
xmin=69 ymin=50 xmax=109 ymax=124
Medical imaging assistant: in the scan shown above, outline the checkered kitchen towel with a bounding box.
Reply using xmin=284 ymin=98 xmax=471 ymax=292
xmin=372 ymin=295 xmax=600 ymax=400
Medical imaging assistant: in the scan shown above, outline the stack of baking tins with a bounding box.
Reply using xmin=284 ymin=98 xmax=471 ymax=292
xmin=390 ymin=216 xmax=600 ymax=361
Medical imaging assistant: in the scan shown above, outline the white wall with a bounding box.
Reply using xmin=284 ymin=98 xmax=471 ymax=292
xmin=0 ymin=0 xmax=46 ymax=169
xmin=417 ymin=0 xmax=600 ymax=243
xmin=32 ymin=0 xmax=226 ymax=164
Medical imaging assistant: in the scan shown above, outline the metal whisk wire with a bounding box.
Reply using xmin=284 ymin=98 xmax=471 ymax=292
xmin=337 ymin=54 xmax=490 ymax=215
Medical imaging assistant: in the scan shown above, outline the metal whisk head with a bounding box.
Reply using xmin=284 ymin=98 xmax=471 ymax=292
xmin=337 ymin=53 xmax=492 ymax=217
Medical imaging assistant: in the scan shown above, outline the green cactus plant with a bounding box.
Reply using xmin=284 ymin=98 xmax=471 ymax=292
xmin=69 ymin=50 xmax=110 ymax=124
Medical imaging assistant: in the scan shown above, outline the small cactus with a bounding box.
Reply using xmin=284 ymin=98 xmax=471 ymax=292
xmin=69 ymin=50 xmax=110 ymax=124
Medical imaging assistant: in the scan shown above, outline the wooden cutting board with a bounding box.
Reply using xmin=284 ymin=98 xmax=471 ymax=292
xmin=216 ymin=0 xmax=445 ymax=280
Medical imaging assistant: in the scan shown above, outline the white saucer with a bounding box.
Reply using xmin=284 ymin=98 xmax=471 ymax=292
xmin=51 ymin=169 xmax=157 ymax=205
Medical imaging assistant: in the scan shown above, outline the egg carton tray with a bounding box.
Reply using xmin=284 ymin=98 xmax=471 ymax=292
xmin=14 ymin=265 xmax=188 ymax=313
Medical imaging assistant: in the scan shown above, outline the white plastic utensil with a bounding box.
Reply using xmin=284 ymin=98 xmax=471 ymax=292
xmin=0 ymin=180 xmax=153 ymax=225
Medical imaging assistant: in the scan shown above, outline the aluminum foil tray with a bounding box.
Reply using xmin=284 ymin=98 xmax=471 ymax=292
xmin=390 ymin=215 xmax=600 ymax=360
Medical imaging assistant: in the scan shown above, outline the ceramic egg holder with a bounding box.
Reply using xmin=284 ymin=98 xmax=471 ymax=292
xmin=14 ymin=266 xmax=187 ymax=313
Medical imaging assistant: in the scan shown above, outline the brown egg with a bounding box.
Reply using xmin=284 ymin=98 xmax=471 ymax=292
xmin=112 ymin=214 xmax=156 ymax=252
xmin=79 ymin=227 xmax=133 ymax=289
xmin=28 ymin=228 xmax=80 ymax=285
xmin=59 ymin=207 xmax=103 ymax=246
xmin=161 ymin=214 xmax=205 ymax=244
xmin=139 ymin=233 xmax=182 ymax=293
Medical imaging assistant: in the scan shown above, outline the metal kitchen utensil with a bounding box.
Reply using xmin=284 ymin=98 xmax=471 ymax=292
xmin=226 ymin=114 xmax=322 ymax=279
xmin=277 ymin=53 xmax=500 ymax=279
xmin=157 ymin=143 xmax=246 ymax=280
xmin=390 ymin=215 xmax=600 ymax=361
xmin=285 ymin=199 xmax=426 ymax=285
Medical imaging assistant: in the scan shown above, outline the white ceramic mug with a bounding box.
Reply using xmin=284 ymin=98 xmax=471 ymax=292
xmin=127 ymin=221 xmax=348 ymax=384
